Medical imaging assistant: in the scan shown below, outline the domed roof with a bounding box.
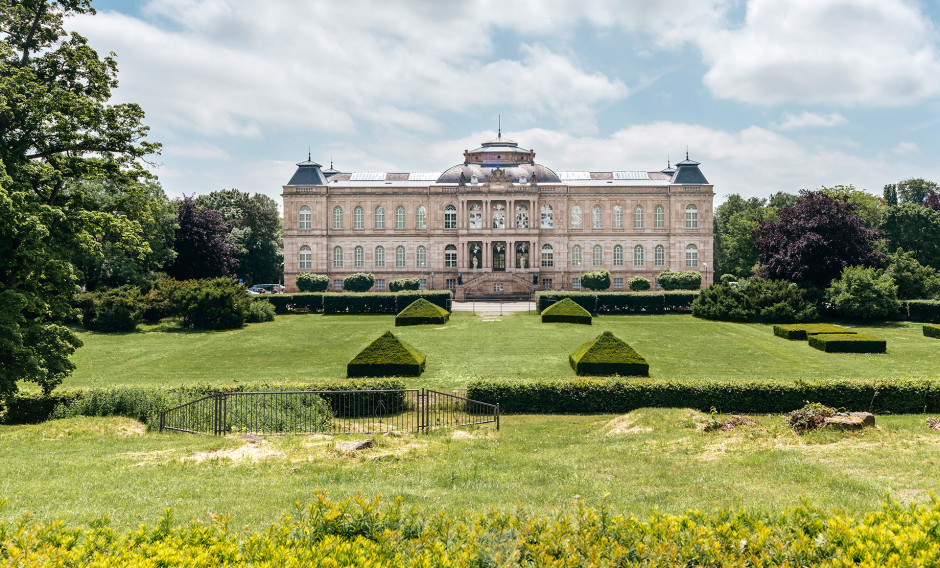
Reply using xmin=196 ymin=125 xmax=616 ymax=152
xmin=436 ymin=134 xmax=561 ymax=183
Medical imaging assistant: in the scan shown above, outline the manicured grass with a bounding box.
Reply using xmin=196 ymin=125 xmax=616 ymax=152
xmin=62 ymin=313 xmax=939 ymax=390
xmin=2 ymin=411 xmax=940 ymax=529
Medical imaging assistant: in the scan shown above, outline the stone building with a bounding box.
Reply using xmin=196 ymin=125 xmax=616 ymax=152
xmin=282 ymin=135 xmax=714 ymax=298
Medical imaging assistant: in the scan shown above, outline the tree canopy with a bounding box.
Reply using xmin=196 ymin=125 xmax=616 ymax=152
xmin=167 ymin=197 xmax=236 ymax=281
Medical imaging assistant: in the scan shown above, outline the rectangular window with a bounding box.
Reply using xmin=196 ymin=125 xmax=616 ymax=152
xmin=419 ymin=278 xmax=427 ymax=290
xmin=493 ymin=283 xmax=503 ymax=293
xmin=375 ymin=279 xmax=385 ymax=291
xmin=446 ymin=278 xmax=456 ymax=290
xmin=613 ymin=247 xmax=623 ymax=266
xmin=654 ymin=246 xmax=665 ymax=266
xmin=542 ymin=278 xmax=553 ymax=290
xmin=613 ymin=278 xmax=624 ymax=289
xmin=572 ymin=277 xmax=581 ymax=290
xmin=444 ymin=250 xmax=457 ymax=268
xmin=333 ymin=279 xmax=342 ymax=291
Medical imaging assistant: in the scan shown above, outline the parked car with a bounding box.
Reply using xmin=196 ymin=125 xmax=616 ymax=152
xmin=248 ymin=284 xmax=284 ymax=294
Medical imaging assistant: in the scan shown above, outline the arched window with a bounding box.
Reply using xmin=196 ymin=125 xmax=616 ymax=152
xmin=332 ymin=246 xmax=343 ymax=267
xmin=686 ymin=244 xmax=698 ymax=267
xmin=633 ymin=205 xmax=644 ymax=228
xmin=571 ymin=205 xmax=583 ymax=229
xmin=541 ymin=244 xmax=554 ymax=267
xmin=395 ymin=206 xmax=406 ymax=229
xmin=396 ymin=245 xmax=406 ymax=267
xmin=353 ymin=206 xmax=364 ymax=229
xmin=444 ymin=204 xmax=457 ymax=229
xmin=299 ymin=205 xmax=312 ymax=230
xmin=686 ymin=204 xmax=698 ymax=228
xmin=444 ymin=244 xmax=457 ymax=268
xmin=416 ymin=245 xmax=427 ymax=267
xmin=516 ymin=203 xmax=529 ymax=228
xmin=613 ymin=244 xmax=623 ymax=266
xmin=416 ymin=206 xmax=427 ymax=229
xmin=354 ymin=246 xmax=364 ymax=267
xmin=592 ymin=244 xmax=602 ymax=266
xmin=592 ymin=206 xmax=602 ymax=229
xmin=298 ymin=245 xmax=312 ymax=269
xmin=654 ymin=205 xmax=665 ymax=228
xmin=634 ymin=245 xmax=645 ymax=266
xmin=613 ymin=205 xmax=623 ymax=229
xmin=374 ymin=206 xmax=385 ymax=229
xmin=571 ymin=245 xmax=582 ymax=266
xmin=332 ymin=206 xmax=343 ymax=230
xmin=374 ymin=246 xmax=385 ymax=267
xmin=541 ymin=204 xmax=554 ymax=228
xmin=655 ymin=245 xmax=665 ymax=266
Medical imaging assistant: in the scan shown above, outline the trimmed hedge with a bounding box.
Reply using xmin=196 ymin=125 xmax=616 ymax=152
xmin=541 ymin=297 xmax=592 ymax=325
xmin=773 ymin=323 xmax=855 ymax=340
xmin=347 ymin=331 xmax=426 ymax=378
xmin=536 ymin=291 xmax=699 ymax=314
xmin=395 ymin=298 xmax=449 ymax=326
xmin=466 ymin=378 xmax=940 ymax=414
xmin=266 ymin=291 xmax=452 ymax=315
xmin=808 ymin=333 xmax=886 ymax=353
xmin=569 ymin=331 xmax=649 ymax=376
xmin=925 ymin=324 xmax=940 ymax=339
xmin=907 ymin=300 xmax=940 ymax=323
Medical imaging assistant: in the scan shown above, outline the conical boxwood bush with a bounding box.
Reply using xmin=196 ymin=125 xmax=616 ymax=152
xmin=541 ymin=297 xmax=592 ymax=325
xmin=395 ymin=298 xmax=449 ymax=326
xmin=347 ymin=331 xmax=426 ymax=377
xmin=569 ymin=331 xmax=648 ymax=376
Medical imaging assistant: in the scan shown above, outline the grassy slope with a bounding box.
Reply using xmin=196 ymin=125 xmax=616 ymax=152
xmin=2 ymin=412 xmax=939 ymax=529
xmin=64 ymin=313 xmax=938 ymax=390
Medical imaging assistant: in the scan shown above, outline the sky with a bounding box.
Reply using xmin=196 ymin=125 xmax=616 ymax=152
xmin=74 ymin=0 xmax=940 ymax=206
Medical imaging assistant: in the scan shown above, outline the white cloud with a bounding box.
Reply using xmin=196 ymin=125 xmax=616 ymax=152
xmin=773 ymin=111 xmax=847 ymax=130
xmin=699 ymin=0 xmax=940 ymax=106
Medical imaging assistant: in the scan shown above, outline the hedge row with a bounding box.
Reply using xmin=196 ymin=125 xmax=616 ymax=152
xmin=906 ymin=300 xmax=940 ymax=323
xmin=772 ymin=323 xmax=854 ymax=340
xmin=466 ymin=378 xmax=940 ymax=414
xmin=266 ymin=291 xmax=452 ymax=315
xmin=535 ymin=291 xmax=699 ymax=314
xmin=808 ymin=333 xmax=887 ymax=353
xmin=0 ymin=379 xmax=407 ymax=425
xmin=925 ymin=324 xmax=940 ymax=339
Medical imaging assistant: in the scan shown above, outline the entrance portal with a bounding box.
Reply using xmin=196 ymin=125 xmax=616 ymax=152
xmin=492 ymin=242 xmax=506 ymax=271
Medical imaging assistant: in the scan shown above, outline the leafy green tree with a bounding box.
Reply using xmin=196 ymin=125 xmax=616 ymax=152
xmin=0 ymin=1 xmax=158 ymax=399
xmin=296 ymin=272 xmax=328 ymax=292
xmin=880 ymin=204 xmax=940 ymax=270
xmin=342 ymin=272 xmax=375 ymax=292
xmin=883 ymin=249 xmax=940 ymax=300
xmin=819 ymin=185 xmax=886 ymax=228
xmin=826 ymin=266 xmax=900 ymax=319
xmin=580 ymin=270 xmax=611 ymax=291
xmin=196 ymin=189 xmax=282 ymax=284
xmin=884 ymin=178 xmax=939 ymax=205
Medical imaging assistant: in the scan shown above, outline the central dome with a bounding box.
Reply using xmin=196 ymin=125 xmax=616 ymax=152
xmin=436 ymin=136 xmax=561 ymax=184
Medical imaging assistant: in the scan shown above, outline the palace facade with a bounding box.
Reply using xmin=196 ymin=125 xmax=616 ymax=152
xmin=282 ymin=135 xmax=714 ymax=298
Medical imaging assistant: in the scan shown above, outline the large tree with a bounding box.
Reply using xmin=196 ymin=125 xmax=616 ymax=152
xmin=755 ymin=191 xmax=884 ymax=288
xmin=713 ymin=194 xmax=775 ymax=278
xmin=195 ymin=189 xmax=282 ymax=284
xmin=0 ymin=0 xmax=158 ymax=399
xmin=167 ymin=196 xmax=236 ymax=280
xmin=883 ymin=178 xmax=939 ymax=206
xmin=880 ymin=203 xmax=940 ymax=271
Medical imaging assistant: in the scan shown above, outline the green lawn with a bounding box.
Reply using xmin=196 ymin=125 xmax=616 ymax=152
xmin=2 ymin=411 xmax=939 ymax=529
xmin=63 ymin=313 xmax=938 ymax=390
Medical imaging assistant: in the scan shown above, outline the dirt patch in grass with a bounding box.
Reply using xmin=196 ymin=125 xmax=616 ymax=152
xmin=184 ymin=440 xmax=284 ymax=464
xmin=604 ymin=415 xmax=653 ymax=436
xmin=702 ymin=415 xmax=759 ymax=433
xmin=36 ymin=417 xmax=146 ymax=440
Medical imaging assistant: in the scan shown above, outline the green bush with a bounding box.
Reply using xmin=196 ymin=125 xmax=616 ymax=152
xmin=826 ymin=265 xmax=901 ymax=319
xmin=595 ymin=293 xmax=665 ymax=314
xmin=138 ymin=278 xmax=183 ymax=323
xmin=541 ymin=298 xmax=592 ymax=325
xmin=692 ymin=278 xmax=819 ymax=323
xmin=535 ymin=291 xmax=598 ymax=313
xmin=268 ymin=291 xmax=452 ymax=315
xmin=536 ymin=291 xmax=698 ymax=314
xmin=296 ymin=272 xmax=329 ymax=292
xmin=569 ymin=331 xmax=649 ymax=376
xmin=245 ymin=299 xmax=276 ymax=322
xmin=388 ymin=278 xmax=420 ymax=292
xmin=656 ymin=268 xmax=702 ymax=290
xmin=347 ymin=331 xmax=426 ymax=377
xmin=393 ymin=291 xmax=452 ymax=312
xmin=395 ymin=298 xmax=449 ymax=326
xmin=719 ymin=273 xmax=737 ymax=285
xmin=662 ymin=291 xmax=699 ymax=311
xmin=925 ymin=325 xmax=940 ymax=339
xmin=808 ymin=333 xmax=886 ymax=353
xmin=906 ymin=300 xmax=940 ymax=323
xmin=323 ymin=292 xmax=397 ymax=314
xmin=76 ymin=285 xmax=141 ymax=332
xmin=580 ymin=270 xmax=611 ymax=291
xmin=466 ymin=378 xmax=940 ymax=414
xmin=265 ymin=293 xmax=324 ymax=314
xmin=342 ymin=272 xmax=375 ymax=292
xmin=884 ymin=249 xmax=940 ymax=300
xmin=171 ymin=278 xmax=252 ymax=330
xmin=772 ymin=323 xmax=855 ymax=340
xmin=627 ymin=276 xmax=651 ymax=291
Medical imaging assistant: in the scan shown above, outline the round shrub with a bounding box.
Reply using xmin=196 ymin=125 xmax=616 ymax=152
xmin=388 ymin=278 xmax=420 ymax=292
xmin=720 ymin=274 xmax=737 ymax=285
xmin=343 ymin=272 xmax=375 ymax=293
xmin=628 ymin=277 xmax=651 ymax=291
xmin=826 ymin=265 xmax=901 ymax=319
xmin=246 ymin=299 xmax=276 ymax=323
xmin=171 ymin=278 xmax=252 ymax=330
xmin=581 ymin=270 xmax=611 ymax=291
xmin=656 ymin=268 xmax=702 ymax=290
xmin=296 ymin=272 xmax=329 ymax=292
xmin=77 ymin=285 xmax=141 ymax=332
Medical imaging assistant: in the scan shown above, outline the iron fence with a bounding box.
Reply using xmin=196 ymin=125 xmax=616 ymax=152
xmin=160 ymin=388 xmax=499 ymax=436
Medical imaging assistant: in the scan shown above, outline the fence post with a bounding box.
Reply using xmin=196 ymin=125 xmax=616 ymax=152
xmin=159 ymin=410 xmax=165 ymax=432
xmin=496 ymin=403 xmax=500 ymax=431
xmin=214 ymin=391 xmax=224 ymax=436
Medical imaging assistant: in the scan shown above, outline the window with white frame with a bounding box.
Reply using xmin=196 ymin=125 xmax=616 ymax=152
xmin=444 ymin=244 xmax=457 ymax=268
xmin=299 ymin=205 xmax=312 ymax=229
xmin=354 ymin=246 xmax=364 ymax=267
xmin=416 ymin=206 xmax=427 ymax=229
xmin=333 ymin=279 xmax=342 ymax=291
xmin=469 ymin=203 xmax=481 ymax=229
xmin=395 ymin=206 xmax=405 ymax=229
xmin=571 ymin=205 xmax=582 ymax=229
xmin=374 ymin=206 xmax=385 ymax=229
xmin=353 ymin=206 xmax=364 ymax=229
xmin=613 ymin=277 xmax=624 ymax=289
xmin=572 ymin=277 xmax=581 ymax=290
xmin=541 ymin=244 xmax=554 ymax=267
xmin=686 ymin=244 xmax=698 ymax=267
xmin=332 ymin=246 xmax=343 ymax=267
xmin=376 ymin=279 xmax=386 ymax=291
xmin=446 ymin=278 xmax=456 ymax=290
xmin=613 ymin=205 xmax=623 ymax=229
xmin=444 ymin=204 xmax=457 ymax=229
xmin=332 ymin=206 xmax=343 ymax=229
xmin=298 ymin=245 xmax=312 ymax=269
xmin=655 ymin=245 xmax=665 ymax=266
xmin=492 ymin=203 xmax=505 ymax=229
xmin=654 ymin=205 xmax=665 ymax=228
xmin=634 ymin=205 xmax=644 ymax=228
xmin=613 ymin=244 xmax=623 ymax=266
xmin=374 ymin=245 xmax=385 ymax=267
xmin=395 ymin=245 xmax=406 ymax=267
xmin=592 ymin=205 xmax=602 ymax=229
xmin=516 ymin=203 xmax=529 ymax=228
xmin=571 ymin=244 xmax=582 ymax=266
xmin=686 ymin=204 xmax=698 ymax=228
xmin=416 ymin=245 xmax=427 ymax=267
xmin=593 ymin=244 xmax=602 ymax=266
xmin=634 ymin=245 xmax=645 ymax=266
xmin=541 ymin=204 xmax=554 ymax=228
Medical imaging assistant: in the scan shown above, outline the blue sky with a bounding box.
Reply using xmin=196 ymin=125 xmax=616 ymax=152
xmin=74 ymin=0 xmax=940 ymax=205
